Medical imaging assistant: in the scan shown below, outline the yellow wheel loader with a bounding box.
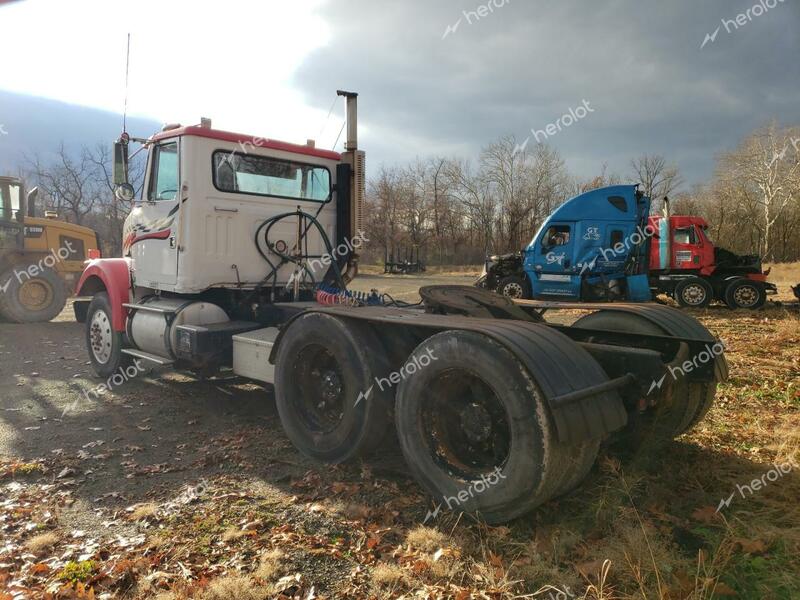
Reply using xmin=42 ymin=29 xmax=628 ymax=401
xmin=0 ymin=176 xmax=100 ymax=322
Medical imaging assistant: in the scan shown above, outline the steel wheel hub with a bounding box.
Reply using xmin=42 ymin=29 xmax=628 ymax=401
xmin=89 ymin=310 xmax=113 ymax=364
xmin=502 ymin=283 xmax=523 ymax=299
xmin=734 ymin=286 xmax=758 ymax=307
xmin=683 ymin=284 xmax=706 ymax=305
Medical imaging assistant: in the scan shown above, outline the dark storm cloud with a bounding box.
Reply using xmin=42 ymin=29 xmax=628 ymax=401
xmin=294 ymin=0 xmax=800 ymax=186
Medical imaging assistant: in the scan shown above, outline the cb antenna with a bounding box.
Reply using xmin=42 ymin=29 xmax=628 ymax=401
xmin=123 ymin=33 xmax=131 ymax=133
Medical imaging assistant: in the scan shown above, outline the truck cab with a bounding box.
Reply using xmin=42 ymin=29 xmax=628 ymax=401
xmin=523 ymin=184 xmax=652 ymax=301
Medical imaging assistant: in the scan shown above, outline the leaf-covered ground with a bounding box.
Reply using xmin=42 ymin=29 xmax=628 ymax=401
xmin=1 ymin=269 xmax=798 ymax=599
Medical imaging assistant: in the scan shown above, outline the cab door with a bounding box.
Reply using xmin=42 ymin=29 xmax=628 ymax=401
xmin=127 ymin=140 xmax=181 ymax=288
xmin=526 ymin=222 xmax=579 ymax=298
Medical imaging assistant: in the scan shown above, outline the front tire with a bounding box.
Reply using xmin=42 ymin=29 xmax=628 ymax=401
xmin=85 ymin=292 xmax=130 ymax=378
xmin=675 ymin=277 xmax=712 ymax=309
xmin=0 ymin=266 xmax=67 ymax=322
xmin=497 ymin=275 xmax=531 ymax=300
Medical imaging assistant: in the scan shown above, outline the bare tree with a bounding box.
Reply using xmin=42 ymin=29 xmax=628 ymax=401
xmin=630 ymin=154 xmax=683 ymax=211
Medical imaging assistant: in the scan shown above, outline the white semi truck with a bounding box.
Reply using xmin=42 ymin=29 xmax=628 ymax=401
xmin=74 ymin=91 xmax=727 ymax=523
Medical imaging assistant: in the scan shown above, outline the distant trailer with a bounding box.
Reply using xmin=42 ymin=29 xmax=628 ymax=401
xmin=384 ymin=245 xmax=425 ymax=274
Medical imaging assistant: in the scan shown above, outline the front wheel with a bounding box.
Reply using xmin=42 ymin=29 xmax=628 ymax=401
xmin=675 ymin=277 xmax=712 ymax=309
xmin=86 ymin=292 xmax=130 ymax=378
xmin=497 ymin=275 xmax=531 ymax=300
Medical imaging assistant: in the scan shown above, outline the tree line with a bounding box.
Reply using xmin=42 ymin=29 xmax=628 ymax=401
xmin=365 ymin=122 xmax=800 ymax=265
xmin=14 ymin=121 xmax=800 ymax=264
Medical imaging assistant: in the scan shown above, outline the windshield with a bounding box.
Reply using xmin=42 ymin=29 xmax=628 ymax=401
xmin=0 ymin=180 xmax=22 ymax=221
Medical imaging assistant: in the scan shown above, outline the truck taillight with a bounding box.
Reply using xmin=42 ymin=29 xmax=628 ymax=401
xmin=88 ymin=248 xmax=101 ymax=259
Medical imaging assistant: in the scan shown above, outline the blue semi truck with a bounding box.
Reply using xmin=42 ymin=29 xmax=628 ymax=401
xmin=478 ymin=184 xmax=777 ymax=309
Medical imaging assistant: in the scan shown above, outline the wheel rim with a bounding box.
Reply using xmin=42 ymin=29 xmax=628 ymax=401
xmin=681 ymin=283 xmax=707 ymax=306
xmin=502 ymin=282 xmax=524 ymax=299
xmin=420 ymin=369 xmax=510 ymax=480
xmin=294 ymin=344 xmax=346 ymax=433
xmin=733 ymin=284 xmax=759 ymax=308
xmin=89 ymin=309 xmax=113 ymax=364
xmin=18 ymin=278 xmax=54 ymax=311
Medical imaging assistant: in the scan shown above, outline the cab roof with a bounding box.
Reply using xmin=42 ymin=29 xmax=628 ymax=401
xmin=150 ymin=126 xmax=342 ymax=162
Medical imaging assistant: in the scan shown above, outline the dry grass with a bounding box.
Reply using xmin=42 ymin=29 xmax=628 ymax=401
xmin=202 ymin=575 xmax=269 ymax=600
xmin=371 ymin=562 xmax=407 ymax=586
xmin=129 ymin=502 xmax=158 ymax=521
xmin=406 ymin=525 xmax=447 ymax=552
xmin=253 ymin=549 xmax=284 ymax=582
xmin=24 ymin=531 xmax=59 ymax=553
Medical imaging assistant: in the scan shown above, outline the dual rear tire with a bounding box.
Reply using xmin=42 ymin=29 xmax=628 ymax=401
xmin=274 ymin=314 xmax=602 ymax=524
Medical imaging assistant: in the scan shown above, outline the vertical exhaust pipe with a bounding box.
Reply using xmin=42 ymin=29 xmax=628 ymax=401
xmin=334 ymin=90 xmax=365 ymax=285
xmin=337 ymin=90 xmax=358 ymax=151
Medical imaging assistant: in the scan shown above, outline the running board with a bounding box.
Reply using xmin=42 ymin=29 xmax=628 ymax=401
xmin=121 ymin=348 xmax=174 ymax=365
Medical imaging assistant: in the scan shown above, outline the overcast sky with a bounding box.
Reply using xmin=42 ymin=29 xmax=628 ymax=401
xmin=1 ymin=0 xmax=798 ymax=187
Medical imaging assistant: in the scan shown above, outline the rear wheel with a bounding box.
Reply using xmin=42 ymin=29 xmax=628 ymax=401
xmin=497 ymin=275 xmax=530 ymax=300
xmin=0 ymin=265 xmax=67 ymax=322
xmin=724 ymin=278 xmax=765 ymax=309
xmin=572 ymin=310 xmax=714 ymax=445
xmin=674 ymin=277 xmax=712 ymax=309
xmin=274 ymin=313 xmax=393 ymax=463
xmin=394 ymin=330 xmax=581 ymax=524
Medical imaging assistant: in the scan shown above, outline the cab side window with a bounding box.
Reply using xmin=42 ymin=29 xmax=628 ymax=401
xmin=674 ymin=226 xmax=697 ymax=245
xmin=148 ymin=142 xmax=179 ymax=201
xmin=542 ymin=225 xmax=571 ymax=251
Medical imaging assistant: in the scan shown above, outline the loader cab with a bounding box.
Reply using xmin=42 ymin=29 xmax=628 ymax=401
xmin=0 ymin=176 xmax=24 ymax=252
xmin=523 ymin=185 xmax=650 ymax=299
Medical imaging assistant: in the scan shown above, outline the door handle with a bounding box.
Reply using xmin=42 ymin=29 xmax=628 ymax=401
xmin=214 ymin=206 xmax=239 ymax=213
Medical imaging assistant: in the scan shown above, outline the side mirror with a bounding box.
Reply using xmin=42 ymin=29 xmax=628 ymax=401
xmin=115 ymin=183 xmax=135 ymax=202
xmin=113 ymin=138 xmax=129 ymax=186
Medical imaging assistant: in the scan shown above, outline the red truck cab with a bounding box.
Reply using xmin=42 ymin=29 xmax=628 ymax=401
xmin=647 ymin=215 xmax=775 ymax=308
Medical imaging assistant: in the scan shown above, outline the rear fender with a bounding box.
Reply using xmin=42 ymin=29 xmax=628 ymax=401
xmin=75 ymin=258 xmax=132 ymax=331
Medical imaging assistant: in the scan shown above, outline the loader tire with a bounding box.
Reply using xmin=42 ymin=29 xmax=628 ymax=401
xmin=394 ymin=330 xmax=580 ymax=525
xmin=86 ymin=292 xmax=132 ymax=378
xmin=0 ymin=265 xmax=67 ymax=323
xmin=274 ymin=313 xmax=393 ymax=463
xmin=572 ymin=310 xmax=711 ymax=446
